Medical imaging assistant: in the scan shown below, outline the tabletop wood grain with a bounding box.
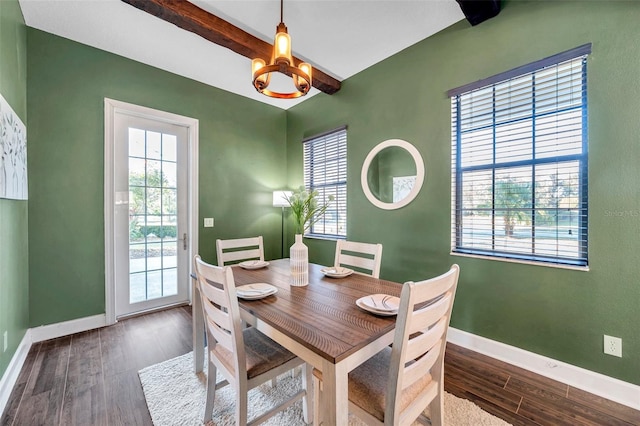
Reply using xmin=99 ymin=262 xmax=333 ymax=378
xmin=232 ymin=259 xmax=402 ymax=364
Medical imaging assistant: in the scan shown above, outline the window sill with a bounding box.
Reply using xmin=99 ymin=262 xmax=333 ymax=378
xmin=450 ymin=251 xmax=589 ymax=272
xmin=303 ymin=234 xmax=346 ymax=242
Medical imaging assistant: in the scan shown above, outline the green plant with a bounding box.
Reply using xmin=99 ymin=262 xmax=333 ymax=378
xmin=285 ymin=186 xmax=334 ymax=234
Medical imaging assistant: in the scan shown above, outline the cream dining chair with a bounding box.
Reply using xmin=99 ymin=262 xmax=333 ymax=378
xmin=216 ymin=236 xmax=268 ymax=364
xmin=313 ymin=264 xmax=460 ymax=426
xmin=194 ymin=255 xmax=313 ymax=425
xmin=216 ymin=236 xmax=264 ymax=266
xmin=334 ymin=239 xmax=384 ymax=278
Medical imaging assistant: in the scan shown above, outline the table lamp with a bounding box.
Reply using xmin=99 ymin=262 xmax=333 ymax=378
xmin=273 ymin=190 xmax=292 ymax=258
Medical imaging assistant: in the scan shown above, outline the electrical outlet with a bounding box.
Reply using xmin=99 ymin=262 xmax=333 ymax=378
xmin=204 ymin=218 xmax=214 ymax=228
xmin=604 ymin=335 xmax=622 ymax=357
xmin=3 ymin=331 xmax=7 ymax=352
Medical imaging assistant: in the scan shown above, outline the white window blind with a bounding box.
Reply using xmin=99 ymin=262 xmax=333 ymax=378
xmin=303 ymin=127 xmax=347 ymax=238
xmin=449 ymin=45 xmax=590 ymax=267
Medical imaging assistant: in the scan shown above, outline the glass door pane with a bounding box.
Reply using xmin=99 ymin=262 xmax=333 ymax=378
xmin=128 ymin=129 xmax=179 ymax=303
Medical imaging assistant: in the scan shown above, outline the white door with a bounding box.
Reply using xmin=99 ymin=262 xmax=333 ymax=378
xmin=112 ymin=112 xmax=190 ymax=318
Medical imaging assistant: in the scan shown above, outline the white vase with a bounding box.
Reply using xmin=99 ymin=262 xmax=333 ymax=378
xmin=290 ymin=234 xmax=309 ymax=286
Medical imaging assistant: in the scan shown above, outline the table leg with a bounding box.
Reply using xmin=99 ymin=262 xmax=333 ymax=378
xmin=320 ymin=359 xmax=349 ymax=426
xmin=192 ymin=278 xmax=204 ymax=373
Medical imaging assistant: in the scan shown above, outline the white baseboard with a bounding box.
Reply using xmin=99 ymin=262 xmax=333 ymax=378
xmin=448 ymin=327 xmax=640 ymax=410
xmin=0 ymin=330 xmax=32 ymax=415
xmin=29 ymin=314 xmax=106 ymax=343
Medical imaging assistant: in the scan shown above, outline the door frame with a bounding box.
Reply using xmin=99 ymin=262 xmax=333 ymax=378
xmin=104 ymin=98 xmax=199 ymax=325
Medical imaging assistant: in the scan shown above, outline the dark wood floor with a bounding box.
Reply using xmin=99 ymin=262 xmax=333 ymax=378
xmin=2 ymin=306 xmax=638 ymax=425
xmin=445 ymin=344 xmax=639 ymax=426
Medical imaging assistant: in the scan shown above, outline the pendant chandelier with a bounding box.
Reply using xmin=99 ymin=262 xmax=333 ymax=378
xmin=251 ymin=0 xmax=312 ymax=99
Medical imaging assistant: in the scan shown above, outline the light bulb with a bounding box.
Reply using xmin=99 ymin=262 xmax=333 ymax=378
xmin=251 ymin=58 xmax=270 ymax=89
xmin=299 ymin=63 xmax=312 ymax=80
xmin=274 ymin=31 xmax=292 ymax=65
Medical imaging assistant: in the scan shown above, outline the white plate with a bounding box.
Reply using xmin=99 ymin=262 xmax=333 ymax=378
xmin=236 ymin=283 xmax=277 ymax=300
xmin=356 ymin=294 xmax=400 ymax=315
xmin=238 ymin=260 xmax=269 ymax=270
xmin=356 ymin=299 xmax=397 ymax=316
xmin=321 ymin=266 xmax=354 ymax=278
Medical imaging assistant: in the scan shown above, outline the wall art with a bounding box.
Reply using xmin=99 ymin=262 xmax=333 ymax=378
xmin=0 ymin=93 xmax=27 ymax=200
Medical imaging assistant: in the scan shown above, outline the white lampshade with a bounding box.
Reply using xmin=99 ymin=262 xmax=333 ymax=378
xmin=273 ymin=190 xmax=292 ymax=207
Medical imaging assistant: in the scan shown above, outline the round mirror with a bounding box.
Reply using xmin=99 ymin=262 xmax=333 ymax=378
xmin=361 ymin=139 xmax=425 ymax=210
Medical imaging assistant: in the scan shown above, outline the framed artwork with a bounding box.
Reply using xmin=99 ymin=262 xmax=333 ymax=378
xmin=0 ymin=93 xmax=27 ymax=200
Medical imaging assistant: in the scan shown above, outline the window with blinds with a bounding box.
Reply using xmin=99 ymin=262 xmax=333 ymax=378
xmin=303 ymin=126 xmax=347 ymax=238
xmin=448 ymin=44 xmax=590 ymax=267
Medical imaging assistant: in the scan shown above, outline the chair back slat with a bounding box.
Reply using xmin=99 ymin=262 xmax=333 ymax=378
xmin=219 ymin=237 xmax=262 ymax=250
xmin=407 ymin=293 xmax=453 ymax=335
xmin=203 ymin=310 xmax=234 ymax=351
xmin=404 ymin=317 xmax=447 ymax=363
xmin=220 ymin=248 xmax=262 ymax=264
xmin=337 ymin=254 xmax=377 ymax=273
xmin=334 ymin=240 xmax=383 ymax=278
xmin=338 ymin=240 xmax=381 ymax=256
xmin=216 ymin=236 xmax=264 ymax=266
xmin=198 ymin=274 xmax=227 ymax=305
xmin=402 ymin=340 xmax=442 ymax=389
xmin=412 ymin=268 xmax=458 ymax=302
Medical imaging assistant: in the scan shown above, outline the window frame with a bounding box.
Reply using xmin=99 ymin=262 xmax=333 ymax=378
xmin=303 ymin=126 xmax=347 ymax=239
xmin=448 ymin=45 xmax=591 ymax=268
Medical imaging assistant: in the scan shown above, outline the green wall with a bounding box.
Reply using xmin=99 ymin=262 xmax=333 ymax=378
xmin=0 ymin=0 xmax=28 ymax=380
xmin=287 ymin=1 xmax=640 ymax=385
xmin=26 ymin=29 xmax=287 ymax=326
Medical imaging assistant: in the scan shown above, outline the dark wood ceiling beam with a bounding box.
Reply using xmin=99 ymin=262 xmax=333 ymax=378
xmin=121 ymin=0 xmax=341 ymax=95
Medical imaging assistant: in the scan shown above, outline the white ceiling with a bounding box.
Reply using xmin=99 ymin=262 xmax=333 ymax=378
xmin=19 ymin=0 xmax=465 ymax=109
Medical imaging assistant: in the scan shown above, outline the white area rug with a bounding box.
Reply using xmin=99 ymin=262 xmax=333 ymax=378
xmin=139 ymin=351 xmax=512 ymax=425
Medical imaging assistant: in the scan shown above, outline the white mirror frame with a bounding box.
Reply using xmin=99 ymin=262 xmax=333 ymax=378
xmin=361 ymin=139 xmax=425 ymax=210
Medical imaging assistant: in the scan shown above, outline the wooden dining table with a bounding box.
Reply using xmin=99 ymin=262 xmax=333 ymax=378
xmin=192 ymin=258 xmax=403 ymax=426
